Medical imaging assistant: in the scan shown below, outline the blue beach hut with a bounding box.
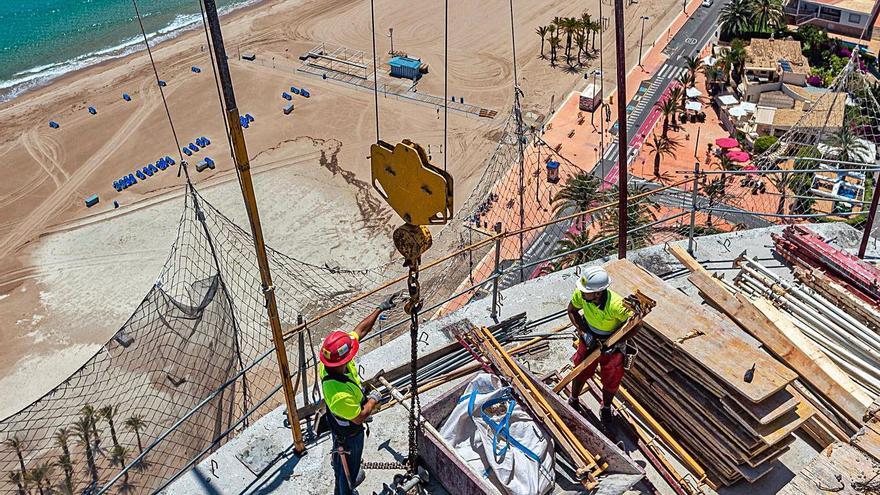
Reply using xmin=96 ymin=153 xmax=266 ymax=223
xmin=245 ymin=113 xmax=254 ymax=122
xmin=136 ymin=170 xmax=146 ymax=180
xmin=290 ymin=86 xmax=300 ymax=95
xmin=191 ymin=66 xmax=201 ymax=73
xmin=188 ymin=143 xmax=199 ymax=152
xmin=201 ymin=137 xmax=210 ymax=146
xmin=49 ymin=121 xmax=60 ymax=129
xmin=300 ymin=89 xmax=310 ymax=98
xmin=165 ymin=156 xmax=175 ymax=165
xmin=143 ymin=166 xmax=153 ymax=177
xmin=388 ymin=56 xmax=422 ymax=80
xmin=88 ymin=107 xmax=97 ymax=115
xmin=183 ymin=147 xmax=192 ymax=156
xmin=158 ymin=80 xmax=167 ymax=87
xmin=122 ymin=93 xmax=131 ymax=102
xmin=128 ymin=173 xmax=136 ymax=184
xmin=282 ymin=92 xmax=292 ymax=100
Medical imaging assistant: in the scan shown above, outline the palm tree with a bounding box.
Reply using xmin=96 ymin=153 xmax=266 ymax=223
xmin=574 ymin=32 xmax=587 ymax=65
xmin=545 ymin=229 xmax=611 ymax=273
xmin=55 ymin=428 xmax=74 ymax=495
xmin=596 ymin=184 xmax=659 ymax=250
xmin=656 ymin=97 xmax=677 ymax=140
xmin=590 ymin=19 xmax=600 ymax=52
xmin=27 ymin=462 xmax=53 ymax=495
xmin=826 ymin=126 xmax=870 ymax=164
xmin=752 ymin=0 xmax=784 ymax=32
xmin=6 ymin=435 xmax=29 ymax=493
xmin=677 ymin=71 xmax=695 ymax=92
xmin=723 ymin=40 xmax=746 ymax=84
xmin=719 ymin=0 xmax=751 ymax=39
xmin=552 ymin=172 xmax=602 ymax=216
xmin=536 ymin=26 xmax=549 ymax=58
xmin=80 ymin=405 xmax=101 ymax=453
xmin=124 ymin=415 xmax=146 ymax=454
xmin=73 ymin=417 xmax=99 ymax=487
xmin=111 ymin=445 xmax=133 ymax=491
xmin=100 ymin=405 xmax=123 ymax=465
xmin=646 ymin=134 xmax=681 ymax=178
xmin=684 ymin=55 xmax=701 ymax=82
xmin=549 ymin=35 xmax=562 ymax=66
xmin=563 ymin=18 xmax=578 ymax=59
xmin=7 ymin=471 xmax=25 ymax=495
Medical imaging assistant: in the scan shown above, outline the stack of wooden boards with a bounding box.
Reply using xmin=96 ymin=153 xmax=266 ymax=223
xmin=604 ymin=259 xmax=811 ymax=487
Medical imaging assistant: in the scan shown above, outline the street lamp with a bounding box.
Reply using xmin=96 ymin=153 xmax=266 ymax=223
xmin=638 ymin=16 xmax=649 ymax=68
xmin=591 ymin=69 xmax=601 ymax=126
xmin=387 ymin=27 xmax=394 ymax=55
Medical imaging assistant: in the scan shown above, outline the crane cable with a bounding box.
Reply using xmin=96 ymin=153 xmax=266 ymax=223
xmin=130 ymin=0 xmax=187 ymax=175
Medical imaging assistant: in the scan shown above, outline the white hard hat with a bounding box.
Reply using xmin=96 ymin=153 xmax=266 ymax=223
xmin=576 ymin=266 xmax=610 ymax=293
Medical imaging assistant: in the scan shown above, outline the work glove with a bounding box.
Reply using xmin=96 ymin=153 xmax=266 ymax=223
xmin=367 ymin=388 xmax=383 ymax=404
xmin=377 ymin=293 xmax=399 ymax=312
xmin=580 ymin=332 xmax=595 ymax=349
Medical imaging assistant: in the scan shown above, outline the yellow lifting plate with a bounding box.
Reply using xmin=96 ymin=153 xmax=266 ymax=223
xmin=370 ymin=139 xmax=453 ymax=225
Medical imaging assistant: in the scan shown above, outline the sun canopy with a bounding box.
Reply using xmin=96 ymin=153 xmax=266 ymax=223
xmin=718 ymin=94 xmax=738 ymax=106
xmin=685 ymin=101 xmax=702 ymax=112
xmin=716 ymin=137 xmax=739 ymax=149
xmin=686 ymin=87 xmax=702 ymax=98
xmin=702 ymin=56 xmax=717 ymax=67
xmin=727 ymin=151 xmax=751 ymax=162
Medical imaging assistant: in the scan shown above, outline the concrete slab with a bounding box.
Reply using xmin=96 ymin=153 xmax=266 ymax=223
xmin=163 ymin=222 xmax=877 ymax=495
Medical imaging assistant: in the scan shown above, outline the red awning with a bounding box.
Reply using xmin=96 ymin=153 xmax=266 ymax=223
xmin=727 ymin=151 xmax=751 ymax=162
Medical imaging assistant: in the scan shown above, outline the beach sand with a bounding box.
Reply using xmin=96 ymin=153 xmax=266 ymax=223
xmin=0 ymin=0 xmax=686 ymax=418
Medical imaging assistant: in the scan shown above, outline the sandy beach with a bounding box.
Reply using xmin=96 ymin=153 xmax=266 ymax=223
xmin=0 ymin=0 xmax=686 ymax=418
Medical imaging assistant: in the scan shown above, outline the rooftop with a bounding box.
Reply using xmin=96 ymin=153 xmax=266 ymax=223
xmin=756 ymin=91 xmax=846 ymax=128
xmin=802 ymin=0 xmax=878 ymax=14
xmin=745 ymin=39 xmax=810 ymax=73
xmin=389 ymin=56 xmax=422 ymax=69
xmin=163 ymin=223 xmax=878 ymax=495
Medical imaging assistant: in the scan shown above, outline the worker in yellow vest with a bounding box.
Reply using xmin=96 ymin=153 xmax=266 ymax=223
xmin=319 ymin=294 xmax=397 ymax=495
xmin=566 ymin=266 xmax=633 ymax=426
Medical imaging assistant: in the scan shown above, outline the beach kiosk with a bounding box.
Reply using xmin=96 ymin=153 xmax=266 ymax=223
xmin=389 ymin=56 xmax=422 ymax=80
xmin=283 ymin=103 xmax=295 ymax=115
xmin=578 ymin=83 xmax=600 ymax=112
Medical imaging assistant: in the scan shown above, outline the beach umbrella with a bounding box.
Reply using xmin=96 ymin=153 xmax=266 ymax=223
xmin=715 ymin=137 xmax=738 ymax=149
xmin=686 ymin=87 xmax=702 ymax=99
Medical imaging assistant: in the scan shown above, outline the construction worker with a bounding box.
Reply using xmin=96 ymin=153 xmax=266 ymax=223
xmin=319 ymin=294 xmax=397 ymax=495
xmin=566 ymin=266 xmax=633 ymax=426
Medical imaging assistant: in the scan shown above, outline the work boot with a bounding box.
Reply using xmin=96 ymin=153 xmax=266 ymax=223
xmin=567 ymin=395 xmax=581 ymax=410
xmin=600 ymin=406 xmax=614 ymax=428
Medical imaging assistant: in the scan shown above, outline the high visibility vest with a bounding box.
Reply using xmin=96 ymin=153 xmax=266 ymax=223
xmin=570 ymin=289 xmax=633 ymax=335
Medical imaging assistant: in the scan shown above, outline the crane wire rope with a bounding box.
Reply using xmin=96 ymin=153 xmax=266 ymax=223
xmin=443 ymin=0 xmax=448 ymax=171
xmin=370 ymin=0 xmax=381 ymax=142
xmin=196 ymin=0 xmax=245 ymax=194
xmin=508 ymin=0 xmax=526 ymax=282
xmin=130 ymin=0 xmax=187 ymax=173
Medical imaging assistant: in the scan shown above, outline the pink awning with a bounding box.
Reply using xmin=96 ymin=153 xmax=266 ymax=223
xmin=715 ymin=137 xmax=739 ymax=149
xmin=727 ymin=151 xmax=751 ymax=162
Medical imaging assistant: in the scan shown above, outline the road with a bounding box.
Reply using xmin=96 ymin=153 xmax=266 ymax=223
xmin=498 ymin=0 xmax=740 ymax=288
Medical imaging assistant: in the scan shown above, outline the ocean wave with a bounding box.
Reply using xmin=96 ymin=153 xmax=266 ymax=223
xmin=0 ymin=0 xmax=258 ymax=103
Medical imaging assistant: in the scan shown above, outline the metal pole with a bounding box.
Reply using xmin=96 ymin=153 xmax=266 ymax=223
xmin=858 ymin=170 xmax=878 ymax=258
xmin=614 ymin=0 xmax=628 ymax=259
xmin=509 ymin=0 xmax=525 ymax=283
xmin=693 ymin=127 xmax=700 ymax=158
xmin=491 ymin=236 xmax=502 ymax=322
xmin=688 ymin=161 xmax=700 ymax=254
xmin=201 ymin=0 xmax=304 ymax=453
xmin=297 ymin=315 xmax=313 ymax=441
xmin=638 ymin=17 xmax=648 ymax=67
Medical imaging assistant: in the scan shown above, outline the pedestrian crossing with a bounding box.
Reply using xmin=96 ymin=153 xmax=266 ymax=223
xmin=623 ymin=65 xmax=687 ymax=131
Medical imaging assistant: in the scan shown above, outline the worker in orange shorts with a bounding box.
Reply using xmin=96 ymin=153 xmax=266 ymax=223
xmin=566 ymin=266 xmax=634 ymax=427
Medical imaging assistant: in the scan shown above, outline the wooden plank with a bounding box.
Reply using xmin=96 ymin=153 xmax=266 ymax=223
xmin=780 ymin=442 xmax=880 ymax=495
xmin=721 ymin=387 xmax=798 ymax=426
xmin=605 ymin=259 xmax=797 ymax=403
xmin=686 ymin=270 xmax=872 ymax=424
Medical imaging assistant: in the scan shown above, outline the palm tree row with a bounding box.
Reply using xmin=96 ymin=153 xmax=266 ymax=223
xmin=5 ymin=408 xmax=147 ymax=494
xmin=719 ymin=0 xmax=785 ymax=39
xmin=536 ymin=13 xmax=602 ymax=67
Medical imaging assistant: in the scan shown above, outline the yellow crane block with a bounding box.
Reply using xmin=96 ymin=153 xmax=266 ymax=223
xmin=370 ymin=139 xmax=453 ymax=226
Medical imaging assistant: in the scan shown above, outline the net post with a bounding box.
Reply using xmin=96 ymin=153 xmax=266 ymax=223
xmin=688 ymin=161 xmax=701 ymax=255
xmin=859 ymin=170 xmax=879 ymax=259
xmin=614 ymin=0 xmax=628 ymax=259
xmin=201 ymin=0 xmax=304 ymax=453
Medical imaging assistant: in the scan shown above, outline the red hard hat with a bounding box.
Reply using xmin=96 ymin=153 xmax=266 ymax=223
xmin=320 ymin=331 xmax=359 ymax=367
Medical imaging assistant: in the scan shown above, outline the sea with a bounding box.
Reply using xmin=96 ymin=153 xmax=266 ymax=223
xmin=0 ymin=0 xmax=255 ymax=102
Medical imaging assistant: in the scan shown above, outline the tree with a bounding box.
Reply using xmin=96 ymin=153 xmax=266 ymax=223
xmin=7 ymin=471 xmax=25 ymax=495
xmin=563 ymin=17 xmax=578 ymax=59
xmin=597 ymin=185 xmax=660 ymax=250
xmin=545 ymin=230 xmax=611 ymax=273
xmin=668 ymin=85 xmax=686 ymax=127
xmin=73 ymin=416 xmax=99 ymax=487
xmin=722 ymin=40 xmax=747 ymax=84
xmin=100 ymin=405 xmax=123 ymax=465
xmin=80 ymin=405 xmax=101 ymax=453
xmin=111 ymin=445 xmax=133 ymax=491
xmin=753 ymin=0 xmax=784 ymax=32
xmin=753 ymin=135 xmax=778 ymax=155
xmin=574 ymin=32 xmax=587 ymax=65
xmin=536 ymin=26 xmax=550 ymax=58
xmin=657 ymin=97 xmax=678 ymax=139
xmin=549 ymin=35 xmax=561 ymax=66
xmin=54 ymin=428 xmax=74 ymax=495
xmin=6 ymin=435 xmax=29 ymax=491
xmin=124 ymin=415 xmax=146 ymax=454
xmin=684 ymin=55 xmax=701 ymax=83
xmin=27 ymin=462 xmax=53 ymax=495
xmin=646 ymin=134 xmax=681 ymax=178
xmin=826 ymin=126 xmax=870 ymax=164
xmin=719 ymin=0 xmax=752 ymax=39
xmin=551 ymin=172 xmax=602 ymax=219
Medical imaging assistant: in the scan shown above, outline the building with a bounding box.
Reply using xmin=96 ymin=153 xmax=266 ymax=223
xmin=784 ymin=0 xmax=880 ymax=40
xmin=739 ymin=39 xmax=811 ymax=103
xmin=752 ymin=89 xmax=846 ymax=138
xmin=389 ymin=56 xmax=423 ymax=80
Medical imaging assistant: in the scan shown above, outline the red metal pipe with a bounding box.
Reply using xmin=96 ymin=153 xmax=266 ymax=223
xmin=614 ymin=0 xmax=628 ymax=259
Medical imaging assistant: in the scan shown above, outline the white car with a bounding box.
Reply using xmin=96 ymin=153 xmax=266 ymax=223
xmin=701 ymin=0 xmax=713 ymax=6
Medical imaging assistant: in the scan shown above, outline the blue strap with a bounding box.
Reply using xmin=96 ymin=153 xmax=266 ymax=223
xmin=480 ymin=391 xmax=541 ymax=463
